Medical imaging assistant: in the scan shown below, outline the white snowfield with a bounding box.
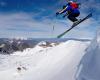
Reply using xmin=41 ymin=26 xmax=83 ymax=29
xmin=0 ymin=40 xmax=90 ymax=80
xmin=76 ymin=30 xmax=100 ymax=80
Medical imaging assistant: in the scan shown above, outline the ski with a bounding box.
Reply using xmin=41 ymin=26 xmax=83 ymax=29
xmin=57 ymin=13 xmax=92 ymax=38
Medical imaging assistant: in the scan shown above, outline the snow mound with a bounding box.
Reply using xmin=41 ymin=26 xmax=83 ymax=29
xmin=0 ymin=40 xmax=89 ymax=80
xmin=13 ymin=41 xmax=59 ymax=56
xmin=37 ymin=41 xmax=59 ymax=47
xmin=37 ymin=41 xmax=47 ymax=46
xmin=76 ymin=30 xmax=100 ymax=80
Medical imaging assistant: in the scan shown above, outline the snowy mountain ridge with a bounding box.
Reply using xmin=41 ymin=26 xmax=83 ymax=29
xmin=0 ymin=40 xmax=90 ymax=80
xmin=76 ymin=30 xmax=100 ymax=80
xmin=0 ymin=39 xmax=59 ymax=54
xmin=0 ymin=32 xmax=100 ymax=80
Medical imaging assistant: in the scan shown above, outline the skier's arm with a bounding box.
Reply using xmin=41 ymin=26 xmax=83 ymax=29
xmin=58 ymin=7 xmax=67 ymax=14
xmin=56 ymin=5 xmax=70 ymax=16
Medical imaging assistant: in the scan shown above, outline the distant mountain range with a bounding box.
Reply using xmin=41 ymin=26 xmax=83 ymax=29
xmin=0 ymin=38 xmax=91 ymax=54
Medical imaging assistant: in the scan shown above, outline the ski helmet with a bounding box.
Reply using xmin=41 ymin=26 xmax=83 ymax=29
xmin=68 ymin=1 xmax=73 ymax=3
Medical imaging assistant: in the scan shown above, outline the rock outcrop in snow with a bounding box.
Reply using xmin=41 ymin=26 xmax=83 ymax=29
xmin=76 ymin=30 xmax=100 ymax=80
xmin=0 ymin=39 xmax=61 ymax=54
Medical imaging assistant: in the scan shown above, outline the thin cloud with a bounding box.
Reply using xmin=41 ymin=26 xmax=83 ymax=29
xmin=0 ymin=2 xmax=7 ymax=7
xmin=0 ymin=11 xmax=98 ymax=39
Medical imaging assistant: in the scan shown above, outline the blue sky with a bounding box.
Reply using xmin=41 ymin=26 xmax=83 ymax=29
xmin=0 ymin=0 xmax=100 ymax=39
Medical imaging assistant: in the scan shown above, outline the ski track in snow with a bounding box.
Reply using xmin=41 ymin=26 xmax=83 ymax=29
xmin=0 ymin=40 xmax=90 ymax=80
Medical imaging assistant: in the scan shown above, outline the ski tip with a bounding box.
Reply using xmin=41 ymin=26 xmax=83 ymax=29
xmin=57 ymin=36 xmax=61 ymax=38
xmin=57 ymin=34 xmax=63 ymax=38
xmin=89 ymin=13 xmax=92 ymax=17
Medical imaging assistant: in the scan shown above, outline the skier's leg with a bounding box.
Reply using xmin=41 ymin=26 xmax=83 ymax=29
xmin=68 ymin=13 xmax=80 ymax=22
xmin=68 ymin=14 xmax=78 ymax=22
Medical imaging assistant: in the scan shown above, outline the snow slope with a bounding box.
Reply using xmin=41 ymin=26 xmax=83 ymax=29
xmin=76 ymin=30 xmax=100 ymax=80
xmin=0 ymin=40 xmax=89 ymax=80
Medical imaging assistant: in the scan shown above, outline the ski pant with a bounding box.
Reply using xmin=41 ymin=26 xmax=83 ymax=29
xmin=68 ymin=13 xmax=80 ymax=22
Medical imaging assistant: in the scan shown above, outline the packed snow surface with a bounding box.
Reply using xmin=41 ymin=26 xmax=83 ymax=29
xmin=76 ymin=30 xmax=100 ymax=80
xmin=0 ymin=40 xmax=90 ymax=80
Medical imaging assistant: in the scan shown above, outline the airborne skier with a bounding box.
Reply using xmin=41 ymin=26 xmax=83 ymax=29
xmin=56 ymin=0 xmax=92 ymax=38
xmin=56 ymin=1 xmax=80 ymax=23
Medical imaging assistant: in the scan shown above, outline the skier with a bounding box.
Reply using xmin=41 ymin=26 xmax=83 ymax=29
xmin=56 ymin=1 xmax=92 ymax=38
xmin=56 ymin=1 xmax=80 ymax=23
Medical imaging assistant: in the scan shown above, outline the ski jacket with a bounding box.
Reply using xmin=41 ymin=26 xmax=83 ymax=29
xmin=70 ymin=2 xmax=79 ymax=9
xmin=65 ymin=5 xmax=80 ymax=14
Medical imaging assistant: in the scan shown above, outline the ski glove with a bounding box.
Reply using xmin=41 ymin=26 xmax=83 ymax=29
xmin=56 ymin=12 xmax=59 ymax=16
